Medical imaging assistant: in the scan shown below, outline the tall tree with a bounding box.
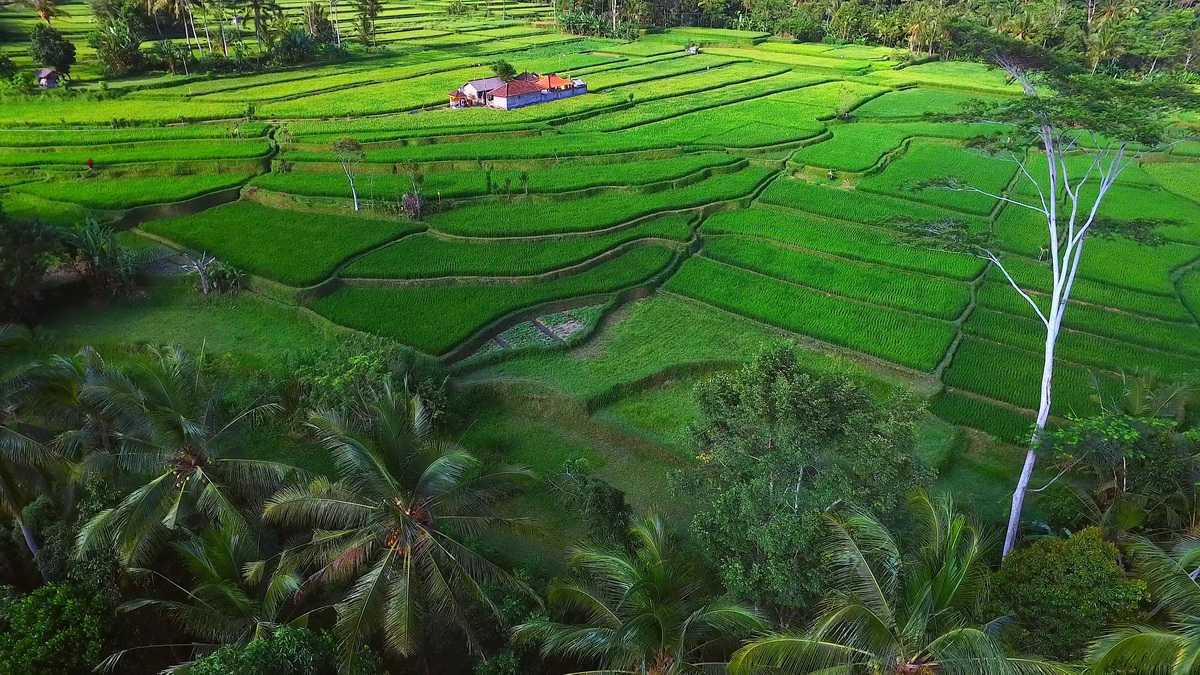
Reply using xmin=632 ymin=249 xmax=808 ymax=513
xmin=16 ymin=0 xmax=70 ymax=23
xmin=75 ymin=346 xmax=293 ymax=565
xmin=680 ymin=345 xmax=932 ymax=616
xmin=936 ymin=24 xmax=1197 ymax=558
xmin=332 ymin=138 xmax=364 ymax=211
xmin=99 ymin=524 xmax=308 ymax=670
xmin=514 ymin=513 xmax=765 ymax=673
xmin=264 ymin=383 xmax=534 ymax=665
xmin=729 ymin=492 xmax=1065 ymax=674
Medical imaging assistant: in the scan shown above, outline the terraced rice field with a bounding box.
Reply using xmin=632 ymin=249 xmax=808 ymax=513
xmin=3 ymin=15 xmax=1198 ymax=445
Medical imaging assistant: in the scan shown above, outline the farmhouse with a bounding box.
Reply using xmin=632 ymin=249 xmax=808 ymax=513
xmin=449 ymin=72 xmax=586 ymax=110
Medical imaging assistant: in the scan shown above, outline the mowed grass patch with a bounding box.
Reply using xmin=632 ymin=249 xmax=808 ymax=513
xmin=344 ymin=213 xmax=692 ymax=278
xmin=255 ymin=153 xmax=743 ymax=200
xmin=856 ymin=140 xmax=1019 ymax=216
xmin=942 ymin=337 xmax=1120 ymax=416
xmin=11 ymin=172 xmax=255 ymax=210
xmin=702 ymin=236 xmax=971 ymax=319
xmin=664 ymin=256 xmax=956 ymax=371
xmin=142 ymin=201 xmax=414 ymax=286
xmin=427 ymin=166 xmax=774 ymax=236
xmin=963 ymin=308 xmax=1200 ymax=377
xmin=311 ymin=245 xmax=676 ymax=353
xmin=701 ymin=208 xmax=985 ymax=280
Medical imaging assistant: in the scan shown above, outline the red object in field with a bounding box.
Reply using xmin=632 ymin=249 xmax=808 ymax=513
xmin=86 ymin=158 xmax=94 ymax=169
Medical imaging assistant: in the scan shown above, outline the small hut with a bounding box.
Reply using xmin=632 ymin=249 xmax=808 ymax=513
xmin=36 ymin=68 xmax=59 ymax=89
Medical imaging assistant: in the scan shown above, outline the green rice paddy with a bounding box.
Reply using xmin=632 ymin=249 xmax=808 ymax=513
xmin=3 ymin=14 xmax=1197 ymax=450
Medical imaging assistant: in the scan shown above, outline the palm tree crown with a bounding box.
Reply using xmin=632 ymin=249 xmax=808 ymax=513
xmin=264 ymin=383 xmax=533 ymax=664
xmin=1088 ymin=535 xmax=1200 ymax=673
xmin=514 ymin=513 xmax=765 ymax=674
xmin=730 ymin=492 xmax=1065 ymax=675
xmin=76 ymin=346 xmax=293 ymax=565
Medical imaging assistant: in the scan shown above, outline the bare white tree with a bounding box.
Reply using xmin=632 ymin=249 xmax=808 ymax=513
xmin=923 ymin=39 xmax=1191 ymax=556
xmin=332 ymin=138 xmax=365 ymax=211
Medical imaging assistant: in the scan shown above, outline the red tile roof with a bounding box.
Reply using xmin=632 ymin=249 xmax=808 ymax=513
xmin=490 ymin=79 xmax=542 ymax=97
xmin=537 ymin=73 xmax=573 ymax=89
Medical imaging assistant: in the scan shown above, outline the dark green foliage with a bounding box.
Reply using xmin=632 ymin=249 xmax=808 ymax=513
xmin=184 ymin=627 xmax=353 ymax=675
xmin=87 ymin=0 xmax=149 ymax=77
xmin=29 ymin=24 xmax=74 ymax=75
xmin=993 ymin=528 xmax=1145 ymax=660
xmin=551 ymin=458 xmax=632 ymax=546
xmin=270 ymin=26 xmax=318 ymax=66
xmin=681 ymin=345 xmax=933 ymax=613
xmin=0 ymin=55 xmax=14 ymax=81
xmin=491 ymin=59 xmax=516 ymax=81
xmin=0 ymin=212 xmax=62 ymax=322
xmin=0 ymin=583 xmax=109 ymax=674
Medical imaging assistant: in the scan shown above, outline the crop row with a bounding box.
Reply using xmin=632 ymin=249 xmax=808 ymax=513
xmin=702 ymin=236 xmax=971 ymax=319
xmin=759 ymin=177 xmax=988 ymax=230
xmin=0 ymin=99 xmax=248 ymax=127
xmin=758 ymin=41 xmax=902 ymax=62
xmin=864 ymin=61 xmax=1023 ymax=94
xmin=197 ymin=56 xmax=481 ymax=102
xmin=0 ymin=122 xmax=269 ymax=147
xmin=343 ymin=212 xmax=692 ymax=278
xmin=768 ymin=80 xmax=888 ymax=114
xmin=794 ymin=120 xmax=1009 ymax=172
xmin=259 ymin=49 xmax=607 ymax=117
xmin=142 ymin=201 xmax=415 ymax=287
xmin=854 ymin=87 xmax=1008 ymax=119
xmin=963 ymin=308 xmax=1200 ymax=376
xmin=930 ymin=391 xmax=1034 ymax=445
xmin=856 ymin=140 xmax=1019 ymax=216
xmin=255 ymin=152 xmax=742 ymax=200
xmin=701 ymin=207 xmax=986 ymax=280
xmin=427 ymin=166 xmax=774 ymax=236
xmin=986 ymin=255 xmax=1190 ymax=319
xmin=11 ymin=173 xmax=255 ymax=210
xmin=311 ymin=245 xmax=676 ymax=353
xmin=561 ymin=69 xmax=821 ymax=133
xmin=664 ymin=256 xmax=956 ymax=371
xmin=974 ymin=281 xmax=1200 ymax=354
xmin=705 ymin=47 xmax=872 ymax=72
xmin=943 ymin=337 xmax=1120 ymax=416
xmin=0 ymin=138 xmax=271 ymax=167
xmin=584 ymin=54 xmax=740 ymax=91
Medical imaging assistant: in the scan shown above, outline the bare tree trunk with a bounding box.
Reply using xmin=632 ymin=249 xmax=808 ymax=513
xmin=16 ymin=516 xmax=39 ymax=560
xmin=1003 ymin=320 xmax=1058 ymax=556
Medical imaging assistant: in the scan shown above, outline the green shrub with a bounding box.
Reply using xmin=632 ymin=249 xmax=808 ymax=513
xmin=0 ymin=584 xmax=108 ymax=674
xmin=993 ymin=528 xmax=1145 ymax=660
xmin=184 ymin=627 xmax=360 ymax=675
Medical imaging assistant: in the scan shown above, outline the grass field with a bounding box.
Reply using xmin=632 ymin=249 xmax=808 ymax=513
xmin=2 ymin=16 xmax=1196 ymax=496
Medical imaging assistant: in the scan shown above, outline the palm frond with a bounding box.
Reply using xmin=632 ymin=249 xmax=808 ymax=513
xmin=728 ymin=634 xmax=874 ymax=675
xmin=1087 ymin=625 xmax=1186 ymax=674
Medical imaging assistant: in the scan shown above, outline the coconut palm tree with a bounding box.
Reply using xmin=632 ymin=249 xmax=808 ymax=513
xmin=76 ymin=345 xmax=294 ymax=566
xmin=1087 ymin=536 xmax=1200 ymax=672
xmin=16 ymin=0 xmax=69 ymax=23
xmin=98 ymin=523 xmax=309 ymax=672
xmin=264 ymin=382 xmax=534 ymax=665
xmin=514 ymin=513 xmax=765 ymax=674
xmin=729 ymin=492 xmax=1067 ymax=675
